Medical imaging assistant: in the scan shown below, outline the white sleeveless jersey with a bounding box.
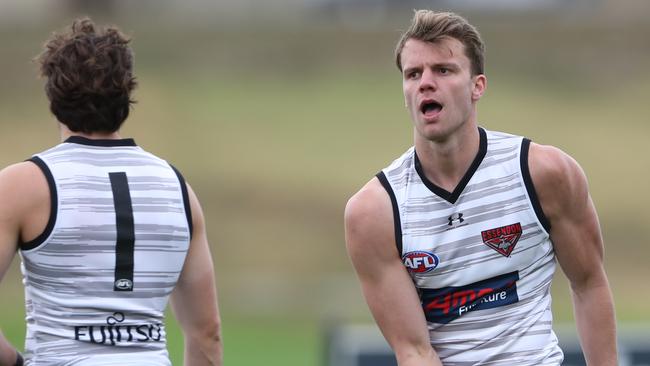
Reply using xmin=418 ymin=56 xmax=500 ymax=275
xmin=378 ymin=128 xmax=563 ymax=365
xmin=19 ymin=136 xmax=192 ymax=365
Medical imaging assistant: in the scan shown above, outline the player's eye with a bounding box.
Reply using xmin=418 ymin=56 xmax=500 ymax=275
xmin=405 ymin=70 xmax=420 ymax=79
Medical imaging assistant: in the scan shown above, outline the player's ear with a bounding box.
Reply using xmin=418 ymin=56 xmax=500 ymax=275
xmin=471 ymin=74 xmax=486 ymax=101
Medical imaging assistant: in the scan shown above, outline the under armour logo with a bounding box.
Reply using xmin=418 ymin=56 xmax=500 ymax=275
xmin=448 ymin=213 xmax=464 ymax=226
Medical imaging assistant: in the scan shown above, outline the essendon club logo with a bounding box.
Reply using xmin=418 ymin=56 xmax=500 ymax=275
xmin=481 ymin=223 xmax=522 ymax=257
xmin=402 ymin=251 xmax=439 ymax=274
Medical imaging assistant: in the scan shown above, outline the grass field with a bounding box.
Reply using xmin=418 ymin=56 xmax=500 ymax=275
xmin=1 ymin=17 xmax=649 ymax=365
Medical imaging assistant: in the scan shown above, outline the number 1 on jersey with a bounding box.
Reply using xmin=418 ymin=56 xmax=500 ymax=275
xmin=109 ymin=172 xmax=135 ymax=291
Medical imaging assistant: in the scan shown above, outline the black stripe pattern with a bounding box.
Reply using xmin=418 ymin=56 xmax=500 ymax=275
xmin=170 ymin=165 xmax=193 ymax=239
xmin=520 ymin=138 xmax=551 ymax=233
xmin=376 ymin=171 xmax=403 ymax=256
xmin=21 ymin=157 xmax=58 ymax=251
xmin=109 ymin=172 xmax=136 ymax=291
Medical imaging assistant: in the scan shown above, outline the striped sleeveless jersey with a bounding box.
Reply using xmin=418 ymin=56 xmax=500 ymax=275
xmin=378 ymin=128 xmax=563 ymax=365
xmin=19 ymin=136 xmax=192 ymax=365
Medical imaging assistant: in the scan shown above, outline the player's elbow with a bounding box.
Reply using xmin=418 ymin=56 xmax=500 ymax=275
xmin=569 ymin=266 xmax=611 ymax=298
xmin=394 ymin=341 xmax=437 ymax=365
xmin=200 ymin=317 xmax=222 ymax=346
xmin=184 ymin=318 xmax=223 ymax=365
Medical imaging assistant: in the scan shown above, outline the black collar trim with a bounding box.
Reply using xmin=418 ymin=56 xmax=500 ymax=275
xmin=64 ymin=136 xmax=137 ymax=147
xmin=414 ymin=127 xmax=487 ymax=204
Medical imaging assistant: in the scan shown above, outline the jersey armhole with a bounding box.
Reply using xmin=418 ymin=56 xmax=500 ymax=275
xmin=170 ymin=164 xmax=193 ymax=239
xmin=520 ymin=139 xmax=552 ymax=234
xmin=21 ymin=156 xmax=58 ymax=251
xmin=376 ymin=171 xmax=403 ymax=256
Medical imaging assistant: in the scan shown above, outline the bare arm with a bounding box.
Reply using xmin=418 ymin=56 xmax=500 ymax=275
xmin=0 ymin=331 xmax=20 ymax=366
xmin=0 ymin=162 xmax=49 ymax=366
xmin=170 ymin=184 xmax=222 ymax=366
xmin=345 ymin=178 xmax=442 ymax=366
xmin=529 ymin=143 xmax=617 ymax=366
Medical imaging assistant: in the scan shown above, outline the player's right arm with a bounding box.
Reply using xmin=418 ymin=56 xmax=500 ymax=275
xmin=170 ymin=184 xmax=222 ymax=366
xmin=0 ymin=331 xmax=21 ymax=366
xmin=0 ymin=167 xmax=19 ymax=366
xmin=0 ymin=162 xmax=49 ymax=366
xmin=345 ymin=178 xmax=442 ymax=366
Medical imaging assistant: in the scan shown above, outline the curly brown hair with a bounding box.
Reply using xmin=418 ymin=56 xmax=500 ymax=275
xmin=36 ymin=18 xmax=137 ymax=134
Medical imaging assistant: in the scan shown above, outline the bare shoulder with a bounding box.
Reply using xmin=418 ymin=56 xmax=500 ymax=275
xmin=0 ymin=161 xmax=50 ymax=218
xmin=527 ymin=142 xmax=589 ymax=221
xmin=345 ymin=178 xmax=393 ymax=236
xmin=0 ymin=161 xmax=43 ymax=178
xmin=0 ymin=161 xmax=49 ymax=242
xmin=344 ymin=177 xmax=396 ymax=261
xmin=0 ymin=161 xmax=48 ymax=203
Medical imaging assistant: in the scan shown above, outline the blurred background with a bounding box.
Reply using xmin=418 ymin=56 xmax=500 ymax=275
xmin=0 ymin=0 xmax=649 ymax=365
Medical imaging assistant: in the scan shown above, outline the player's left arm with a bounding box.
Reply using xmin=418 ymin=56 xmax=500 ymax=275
xmin=170 ymin=183 xmax=222 ymax=366
xmin=529 ymin=142 xmax=617 ymax=366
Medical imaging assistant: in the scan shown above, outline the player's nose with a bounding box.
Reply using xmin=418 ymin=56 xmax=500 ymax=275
xmin=418 ymin=69 xmax=437 ymax=92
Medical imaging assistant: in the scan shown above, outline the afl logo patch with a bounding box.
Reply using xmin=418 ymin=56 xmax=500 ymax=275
xmin=114 ymin=278 xmax=133 ymax=291
xmin=402 ymin=251 xmax=439 ymax=273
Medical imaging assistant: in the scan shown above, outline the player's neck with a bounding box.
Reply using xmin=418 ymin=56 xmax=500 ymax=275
xmin=415 ymin=123 xmax=480 ymax=192
xmin=59 ymin=124 xmax=122 ymax=142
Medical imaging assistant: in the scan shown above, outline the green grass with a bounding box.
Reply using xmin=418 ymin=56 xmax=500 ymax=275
xmin=165 ymin=315 xmax=320 ymax=366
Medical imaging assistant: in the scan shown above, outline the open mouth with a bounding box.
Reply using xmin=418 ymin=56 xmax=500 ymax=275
xmin=420 ymin=101 xmax=443 ymax=117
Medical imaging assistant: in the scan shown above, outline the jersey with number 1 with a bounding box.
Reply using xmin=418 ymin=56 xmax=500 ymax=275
xmin=19 ymin=136 xmax=192 ymax=365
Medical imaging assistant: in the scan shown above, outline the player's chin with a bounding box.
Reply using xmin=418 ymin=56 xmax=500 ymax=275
xmin=417 ymin=123 xmax=449 ymax=142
